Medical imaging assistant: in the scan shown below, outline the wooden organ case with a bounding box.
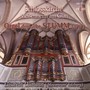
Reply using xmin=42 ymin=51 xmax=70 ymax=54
xmin=11 ymin=29 xmax=79 ymax=82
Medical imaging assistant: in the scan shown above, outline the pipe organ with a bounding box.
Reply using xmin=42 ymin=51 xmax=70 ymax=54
xmin=10 ymin=29 xmax=78 ymax=82
xmin=19 ymin=29 xmax=70 ymax=52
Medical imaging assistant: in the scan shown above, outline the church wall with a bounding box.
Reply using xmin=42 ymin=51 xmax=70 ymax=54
xmin=0 ymin=64 xmax=90 ymax=89
xmin=0 ymin=64 xmax=12 ymax=82
xmin=64 ymin=66 xmax=90 ymax=81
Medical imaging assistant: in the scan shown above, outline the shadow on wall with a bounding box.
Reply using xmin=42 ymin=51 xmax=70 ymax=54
xmin=64 ymin=88 xmax=70 ymax=90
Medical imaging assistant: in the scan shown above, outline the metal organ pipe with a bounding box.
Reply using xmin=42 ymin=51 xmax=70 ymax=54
xmin=27 ymin=58 xmax=35 ymax=80
xmin=26 ymin=29 xmax=38 ymax=51
xmin=44 ymin=36 xmax=48 ymax=49
xmin=48 ymin=58 xmax=56 ymax=81
xmin=20 ymin=33 xmax=29 ymax=51
xmin=37 ymin=58 xmax=42 ymax=80
xmin=52 ymin=58 xmax=56 ymax=80
xmin=48 ymin=59 xmax=53 ymax=81
xmin=56 ymin=59 xmax=63 ymax=80
xmin=55 ymin=30 xmax=68 ymax=55
xmin=41 ymin=60 xmax=48 ymax=81
xmin=34 ymin=59 xmax=38 ymax=81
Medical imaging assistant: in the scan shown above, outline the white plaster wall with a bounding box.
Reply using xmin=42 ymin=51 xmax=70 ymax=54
xmin=0 ymin=64 xmax=90 ymax=89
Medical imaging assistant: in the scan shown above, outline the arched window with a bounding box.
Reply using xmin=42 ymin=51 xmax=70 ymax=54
xmin=0 ymin=48 xmax=4 ymax=63
xmin=86 ymin=36 xmax=90 ymax=59
xmin=79 ymin=31 xmax=90 ymax=64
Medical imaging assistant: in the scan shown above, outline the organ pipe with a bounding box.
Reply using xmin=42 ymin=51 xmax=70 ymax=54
xmin=37 ymin=58 xmax=42 ymax=80
xmin=34 ymin=59 xmax=38 ymax=81
xmin=41 ymin=60 xmax=48 ymax=81
xmin=55 ymin=30 xmax=68 ymax=55
xmin=48 ymin=58 xmax=56 ymax=81
xmin=27 ymin=58 xmax=35 ymax=80
xmin=20 ymin=33 xmax=29 ymax=51
xmin=26 ymin=29 xmax=38 ymax=51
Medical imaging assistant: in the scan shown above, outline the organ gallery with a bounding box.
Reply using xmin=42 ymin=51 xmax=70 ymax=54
xmin=10 ymin=29 xmax=74 ymax=81
xmin=0 ymin=0 xmax=90 ymax=90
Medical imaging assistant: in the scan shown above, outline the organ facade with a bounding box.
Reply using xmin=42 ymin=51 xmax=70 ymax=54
xmin=9 ymin=29 xmax=79 ymax=82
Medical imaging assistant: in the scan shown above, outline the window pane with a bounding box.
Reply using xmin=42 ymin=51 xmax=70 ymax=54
xmin=0 ymin=51 xmax=4 ymax=58
xmin=0 ymin=58 xmax=3 ymax=63
xmin=22 ymin=57 xmax=28 ymax=64
xmin=63 ymin=57 xmax=70 ymax=64
xmin=71 ymin=56 xmax=76 ymax=64
xmin=15 ymin=56 xmax=20 ymax=64
xmin=87 ymin=54 xmax=90 ymax=59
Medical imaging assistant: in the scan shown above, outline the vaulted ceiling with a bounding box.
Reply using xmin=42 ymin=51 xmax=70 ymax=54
xmin=0 ymin=0 xmax=90 ymax=35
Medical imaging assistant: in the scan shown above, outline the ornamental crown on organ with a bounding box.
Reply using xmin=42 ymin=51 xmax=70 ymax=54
xmin=20 ymin=29 xmax=71 ymax=54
